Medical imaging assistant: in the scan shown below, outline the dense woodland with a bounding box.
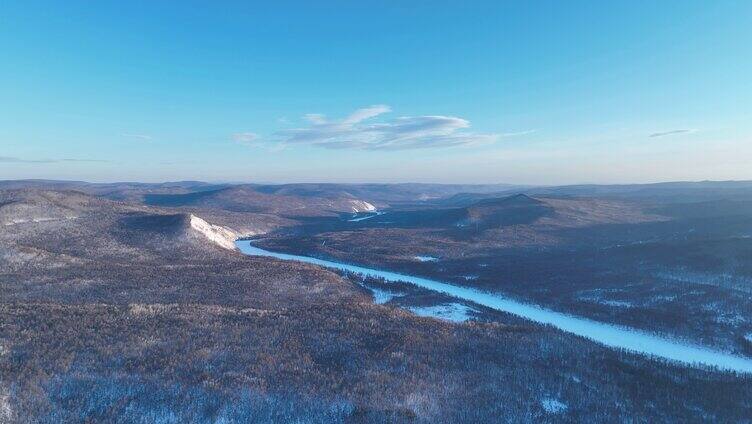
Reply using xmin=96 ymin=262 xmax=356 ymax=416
xmin=259 ymin=193 xmax=752 ymax=356
xmin=2 ymin=184 xmax=752 ymax=422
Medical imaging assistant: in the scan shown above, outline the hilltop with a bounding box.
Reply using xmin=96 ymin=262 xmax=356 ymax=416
xmin=143 ymin=185 xmax=379 ymax=217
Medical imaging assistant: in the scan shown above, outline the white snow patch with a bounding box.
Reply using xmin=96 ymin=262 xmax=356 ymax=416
xmin=0 ymin=386 xmax=11 ymax=423
xmin=701 ymin=302 xmax=747 ymax=325
xmin=189 ymin=215 xmax=237 ymax=250
xmin=716 ymin=313 xmax=745 ymax=325
xmin=350 ymin=200 xmax=376 ymax=213
xmin=744 ymin=333 xmax=752 ymax=344
xmin=414 ymin=255 xmax=439 ymax=262
xmin=33 ymin=217 xmax=57 ymax=223
xmin=578 ymin=292 xmax=633 ymax=308
xmin=409 ymin=303 xmax=477 ymax=323
xmin=3 ymin=216 xmax=77 ymax=226
xmin=541 ymin=398 xmax=567 ymax=414
xmin=3 ymin=219 xmax=26 ymax=226
xmin=460 ymin=275 xmax=479 ymax=281
xmin=657 ymin=270 xmax=752 ymax=293
xmin=600 ymin=300 xmax=633 ymax=308
xmin=649 ymin=294 xmax=677 ymax=304
xmin=367 ymin=287 xmax=403 ymax=304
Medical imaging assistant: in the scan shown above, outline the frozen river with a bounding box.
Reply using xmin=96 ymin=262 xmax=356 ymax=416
xmin=236 ymin=240 xmax=752 ymax=374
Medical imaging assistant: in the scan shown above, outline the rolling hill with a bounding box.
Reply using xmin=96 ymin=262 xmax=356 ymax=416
xmin=143 ymin=184 xmax=378 ymax=217
xmin=2 ymin=186 xmax=752 ymax=422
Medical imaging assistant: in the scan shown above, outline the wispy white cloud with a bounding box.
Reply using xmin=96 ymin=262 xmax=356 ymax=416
xmin=275 ymin=105 xmax=499 ymax=150
xmin=341 ymin=104 xmax=391 ymax=125
xmin=60 ymin=158 xmax=110 ymax=163
xmin=303 ymin=114 xmax=327 ymax=125
xmin=0 ymin=156 xmax=54 ymax=163
xmin=121 ymin=133 xmax=153 ymax=141
xmin=232 ymin=132 xmax=259 ymax=145
xmin=0 ymin=156 xmax=108 ymax=163
xmin=499 ymin=129 xmax=537 ymax=137
xmin=649 ymin=129 xmax=696 ymax=138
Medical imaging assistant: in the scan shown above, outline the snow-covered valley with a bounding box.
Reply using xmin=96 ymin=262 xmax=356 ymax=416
xmin=237 ymin=240 xmax=752 ymax=374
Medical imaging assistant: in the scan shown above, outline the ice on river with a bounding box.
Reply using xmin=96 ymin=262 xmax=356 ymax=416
xmin=236 ymin=240 xmax=752 ymax=374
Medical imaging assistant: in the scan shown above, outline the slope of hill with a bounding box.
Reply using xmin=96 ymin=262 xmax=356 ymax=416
xmin=459 ymin=194 xmax=553 ymax=230
xmin=0 ymin=180 xmax=530 ymax=210
xmin=257 ymin=188 xmax=752 ymax=361
xmin=0 ymin=180 xmax=227 ymax=202
xmin=2 ymin=188 xmax=751 ymax=422
xmin=0 ymin=189 xmax=121 ymax=225
xmin=118 ymin=212 xmax=238 ymax=250
xmin=0 ymin=192 xmax=238 ymax=274
xmin=252 ymin=182 xmax=526 ymax=205
xmin=527 ymin=180 xmax=752 ymax=203
xmin=143 ymin=185 xmax=379 ymax=217
xmin=312 ymin=193 xmax=663 ymax=234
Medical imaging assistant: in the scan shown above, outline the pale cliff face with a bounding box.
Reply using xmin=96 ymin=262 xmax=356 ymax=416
xmin=349 ymin=200 xmax=376 ymax=213
xmin=189 ymin=214 xmax=237 ymax=250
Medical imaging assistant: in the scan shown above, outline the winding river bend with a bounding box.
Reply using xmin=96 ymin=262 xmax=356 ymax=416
xmin=236 ymin=240 xmax=752 ymax=374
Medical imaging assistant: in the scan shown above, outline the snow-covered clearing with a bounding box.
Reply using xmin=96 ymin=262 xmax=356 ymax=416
xmin=413 ymin=255 xmax=439 ymax=262
xmin=541 ymin=398 xmax=567 ymax=414
xmin=409 ymin=303 xmax=477 ymax=323
xmin=366 ymin=286 xmax=403 ymax=304
xmin=3 ymin=216 xmax=78 ymax=226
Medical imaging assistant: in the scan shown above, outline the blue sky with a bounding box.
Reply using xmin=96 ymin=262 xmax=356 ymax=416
xmin=1 ymin=1 xmax=750 ymax=184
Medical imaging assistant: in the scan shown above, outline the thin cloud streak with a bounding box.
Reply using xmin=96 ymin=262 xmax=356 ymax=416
xmin=499 ymin=129 xmax=537 ymax=137
xmin=0 ymin=156 xmax=55 ymax=163
xmin=61 ymin=158 xmax=110 ymax=163
xmin=121 ymin=133 xmax=153 ymax=141
xmin=275 ymin=105 xmax=499 ymax=150
xmin=0 ymin=156 xmax=109 ymax=164
xmin=649 ymin=129 xmax=696 ymax=138
xmin=232 ymin=132 xmax=259 ymax=145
